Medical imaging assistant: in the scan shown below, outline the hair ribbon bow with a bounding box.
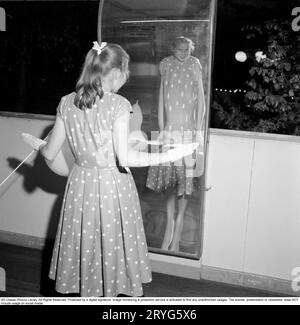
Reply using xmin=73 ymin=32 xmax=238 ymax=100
xmin=92 ymin=41 xmax=107 ymax=55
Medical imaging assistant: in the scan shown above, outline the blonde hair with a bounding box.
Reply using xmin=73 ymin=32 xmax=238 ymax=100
xmin=74 ymin=43 xmax=129 ymax=110
xmin=171 ymin=36 xmax=195 ymax=53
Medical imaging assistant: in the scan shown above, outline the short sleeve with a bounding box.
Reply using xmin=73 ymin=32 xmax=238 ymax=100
xmin=193 ymin=58 xmax=203 ymax=79
xmin=113 ymin=96 xmax=132 ymax=123
xmin=56 ymin=96 xmax=67 ymax=119
xmin=159 ymin=58 xmax=168 ymax=78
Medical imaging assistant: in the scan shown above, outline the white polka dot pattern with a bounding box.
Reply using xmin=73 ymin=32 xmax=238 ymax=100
xmin=49 ymin=92 xmax=152 ymax=297
xmin=146 ymin=56 xmax=204 ymax=197
xmin=160 ymin=56 xmax=201 ymax=116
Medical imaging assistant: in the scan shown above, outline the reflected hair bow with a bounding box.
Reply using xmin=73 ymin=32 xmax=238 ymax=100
xmin=92 ymin=41 xmax=107 ymax=55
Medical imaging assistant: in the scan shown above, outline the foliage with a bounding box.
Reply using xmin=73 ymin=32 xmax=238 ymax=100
xmin=212 ymin=19 xmax=300 ymax=135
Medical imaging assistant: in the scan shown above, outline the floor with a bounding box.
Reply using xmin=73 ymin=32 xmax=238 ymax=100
xmin=0 ymin=242 xmax=289 ymax=298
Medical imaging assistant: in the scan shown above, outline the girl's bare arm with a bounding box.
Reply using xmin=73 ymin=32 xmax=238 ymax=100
xmin=40 ymin=115 xmax=66 ymax=161
xmin=196 ymin=62 xmax=206 ymax=132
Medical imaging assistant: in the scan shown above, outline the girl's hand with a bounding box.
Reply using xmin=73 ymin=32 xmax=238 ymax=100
xmin=22 ymin=133 xmax=47 ymax=151
xmin=167 ymin=142 xmax=199 ymax=162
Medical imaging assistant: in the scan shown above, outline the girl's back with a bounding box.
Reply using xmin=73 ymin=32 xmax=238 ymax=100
xmin=60 ymin=91 xmax=130 ymax=169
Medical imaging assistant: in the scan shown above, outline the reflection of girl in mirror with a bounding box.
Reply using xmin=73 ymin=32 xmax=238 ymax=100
xmin=146 ymin=36 xmax=206 ymax=251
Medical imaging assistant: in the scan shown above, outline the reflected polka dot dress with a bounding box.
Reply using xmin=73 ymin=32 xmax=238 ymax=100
xmin=146 ymin=56 xmax=203 ymax=197
xmin=49 ymin=92 xmax=152 ymax=297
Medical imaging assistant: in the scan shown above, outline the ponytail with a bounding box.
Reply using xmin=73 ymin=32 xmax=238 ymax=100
xmin=74 ymin=78 xmax=103 ymax=110
xmin=74 ymin=43 xmax=129 ymax=110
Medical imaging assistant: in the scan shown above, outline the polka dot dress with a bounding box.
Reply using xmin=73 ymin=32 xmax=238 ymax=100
xmin=146 ymin=56 xmax=203 ymax=197
xmin=49 ymin=92 xmax=152 ymax=297
xmin=159 ymin=55 xmax=201 ymax=116
xmin=146 ymin=151 xmax=201 ymax=197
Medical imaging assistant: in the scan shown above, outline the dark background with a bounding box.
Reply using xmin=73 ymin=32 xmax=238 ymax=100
xmin=0 ymin=0 xmax=298 ymax=119
xmin=214 ymin=0 xmax=298 ymax=90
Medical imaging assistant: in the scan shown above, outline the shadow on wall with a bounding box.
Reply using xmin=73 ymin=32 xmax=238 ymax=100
xmin=6 ymin=125 xmax=68 ymax=296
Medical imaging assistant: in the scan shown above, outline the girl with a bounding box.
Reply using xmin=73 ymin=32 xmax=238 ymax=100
xmin=23 ymin=42 xmax=197 ymax=297
xmin=146 ymin=36 xmax=206 ymax=252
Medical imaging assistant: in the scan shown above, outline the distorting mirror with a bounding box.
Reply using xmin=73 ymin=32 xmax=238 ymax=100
xmin=102 ymin=0 xmax=217 ymax=259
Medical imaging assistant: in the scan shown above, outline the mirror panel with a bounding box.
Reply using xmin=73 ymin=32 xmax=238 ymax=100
xmin=102 ymin=0 xmax=216 ymax=258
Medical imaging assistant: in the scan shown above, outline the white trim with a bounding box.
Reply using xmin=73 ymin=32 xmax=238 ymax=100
xmin=120 ymin=19 xmax=210 ymax=24
xmin=209 ymin=128 xmax=300 ymax=143
xmin=0 ymin=230 xmax=50 ymax=250
xmin=149 ymin=252 xmax=201 ymax=280
xmin=0 ymin=267 xmax=5 ymax=292
xmin=1 ymin=110 xmax=298 ymax=143
xmin=201 ymin=265 xmax=298 ymax=297
xmin=0 ymin=111 xmax=55 ymax=121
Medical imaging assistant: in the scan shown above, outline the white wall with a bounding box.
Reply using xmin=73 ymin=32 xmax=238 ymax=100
xmin=202 ymin=134 xmax=254 ymax=272
xmin=244 ymin=139 xmax=300 ymax=280
xmin=202 ymin=129 xmax=300 ymax=282
xmin=0 ymin=114 xmax=63 ymax=239
xmin=1 ymin=114 xmax=300 ymax=286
